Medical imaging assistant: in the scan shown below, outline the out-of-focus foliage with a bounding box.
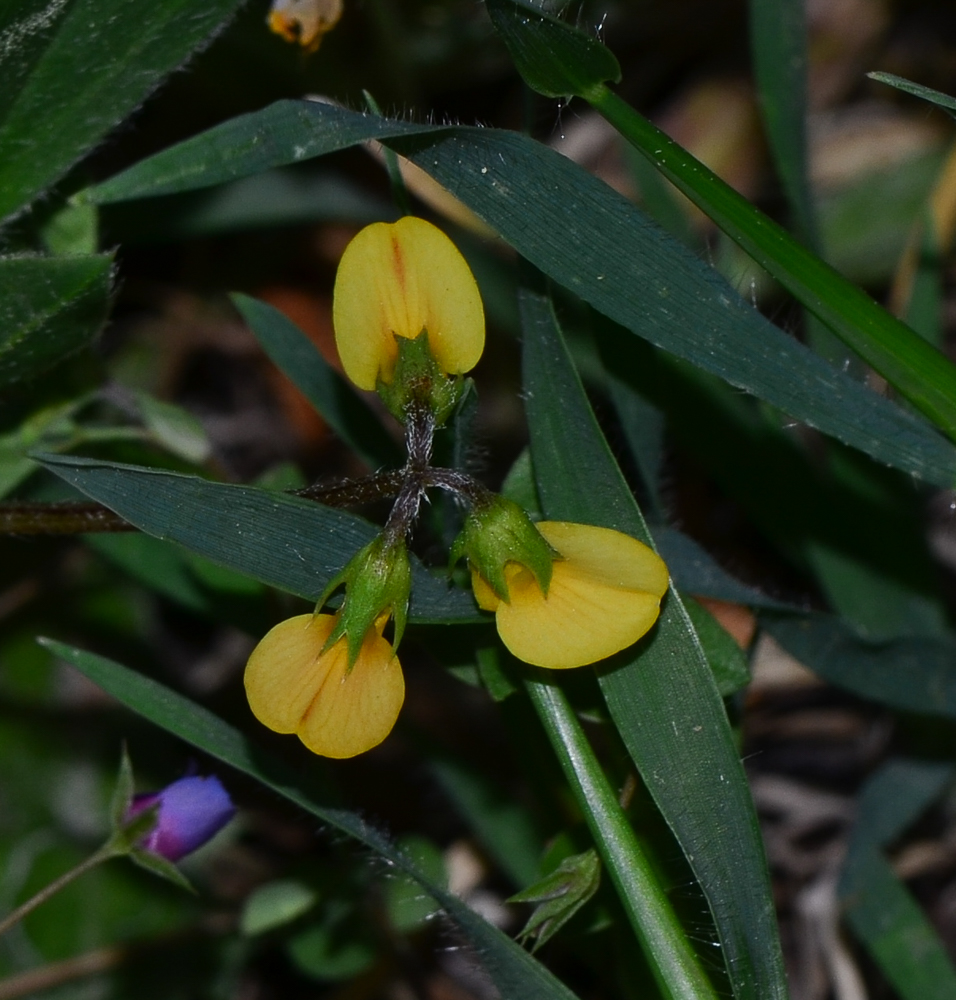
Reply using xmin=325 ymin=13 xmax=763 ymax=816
xmin=5 ymin=1 xmax=956 ymax=999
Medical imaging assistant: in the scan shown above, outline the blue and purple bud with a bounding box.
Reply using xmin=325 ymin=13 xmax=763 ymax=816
xmin=128 ymin=775 xmax=235 ymax=862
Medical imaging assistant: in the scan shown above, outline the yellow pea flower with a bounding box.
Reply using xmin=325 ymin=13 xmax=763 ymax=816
xmin=332 ymin=217 xmax=485 ymax=393
xmin=268 ymin=0 xmax=343 ymax=54
xmin=470 ymin=521 xmax=669 ymax=669
xmin=244 ymin=613 xmax=404 ymax=758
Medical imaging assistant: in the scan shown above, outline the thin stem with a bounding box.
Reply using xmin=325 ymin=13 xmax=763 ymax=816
xmin=0 ymin=946 xmax=124 ymax=1000
xmin=0 ymin=502 xmax=135 ymax=534
xmin=0 ymin=844 xmax=118 ymax=938
xmin=293 ymin=470 xmax=406 ymax=507
xmin=525 ymin=675 xmax=719 ymax=1000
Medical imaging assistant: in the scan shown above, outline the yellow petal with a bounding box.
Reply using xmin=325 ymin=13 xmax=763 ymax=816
xmin=493 ymin=522 xmax=669 ymax=669
xmin=244 ymin=614 xmax=404 ymax=758
xmin=268 ymin=0 xmax=343 ymax=52
xmin=332 ymin=217 xmax=485 ymax=390
xmin=470 ymin=567 xmax=501 ymax=612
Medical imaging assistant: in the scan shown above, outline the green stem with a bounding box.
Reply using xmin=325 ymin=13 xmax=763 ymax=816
xmin=0 ymin=844 xmax=118 ymax=938
xmin=589 ymin=85 xmax=956 ymax=444
xmin=525 ymin=675 xmax=719 ymax=1000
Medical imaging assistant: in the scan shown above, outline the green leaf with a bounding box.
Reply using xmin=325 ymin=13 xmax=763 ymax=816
xmin=509 ymin=849 xmax=601 ymax=951
xmin=241 ymin=879 xmax=318 ymax=936
xmin=40 ymin=638 xmax=586 ymax=1000
xmin=0 ymin=0 xmax=248 ymax=221
xmin=0 ymin=254 xmax=112 ymax=387
xmin=868 ymin=72 xmax=956 ymax=114
xmin=108 ymin=746 xmax=135 ymax=832
xmin=683 ymin=597 xmax=750 ymax=697
xmin=588 ymin=85 xmax=956 ymax=443
xmin=839 ymin=760 xmax=956 ymax=1000
xmin=102 ymin=168 xmax=392 ymax=244
xmin=651 ymin=526 xmax=791 ymax=610
xmin=89 ymin=101 xmax=956 ymax=486
xmin=519 ymin=284 xmax=787 ymax=1000
xmin=41 ymin=200 xmax=99 ymax=256
xmin=128 ymin=847 xmax=195 ymax=893
xmin=761 ymin=612 xmax=956 ymax=718
xmin=748 ymin=0 xmax=815 ymax=247
xmin=38 ymin=454 xmax=481 ymax=625
xmin=384 ymin=835 xmax=445 ymax=933
xmin=134 ymin=392 xmax=211 ymax=465
xmin=485 ymin=0 xmax=620 ymax=100
xmin=231 ymin=293 xmax=402 ymax=470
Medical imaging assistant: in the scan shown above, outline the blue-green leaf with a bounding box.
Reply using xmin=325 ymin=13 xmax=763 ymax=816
xmin=88 ymin=102 xmax=956 ymax=487
xmin=42 ymin=639 xmax=585 ymax=1000
xmin=38 ymin=454 xmax=480 ymax=625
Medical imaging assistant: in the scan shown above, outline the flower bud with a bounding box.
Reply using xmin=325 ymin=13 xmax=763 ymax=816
xmin=127 ymin=775 xmax=235 ymax=862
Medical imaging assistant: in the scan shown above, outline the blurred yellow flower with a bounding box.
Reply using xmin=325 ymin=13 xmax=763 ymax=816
xmin=245 ymin=613 xmax=404 ymax=758
xmin=332 ymin=216 xmax=485 ymax=391
xmin=470 ymin=522 xmax=669 ymax=669
xmin=268 ymin=0 xmax=343 ymax=53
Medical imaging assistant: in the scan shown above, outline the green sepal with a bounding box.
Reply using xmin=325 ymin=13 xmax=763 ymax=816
xmin=107 ymin=802 xmax=160 ymax=855
xmin=320 ymin=536 xmax=411 ymax=666
xmin=508 ymin=848 xmax=601 ymax=951
xmin=486 ymin=0 xmax=621 ymax=101
xmin=109 ymin=744 xmax=135 ymax=832
xmin=376 ymin=329 xmax=465 ymax=427
xmin=129 ymin=847 xmax=196 ymax=893
xmin=451 ymin=495 xmax=556 ymax=602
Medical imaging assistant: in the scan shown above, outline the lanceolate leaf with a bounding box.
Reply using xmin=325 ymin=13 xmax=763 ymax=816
xmin=868 ymin=72 xmax=956 ymax=115
xmin=0 ymin=0 xmax=248 ymax=222
xmin=38 ymin=455 xmax=480 ymax=624
xmin=0 ymin=253 xmax=112 ymax=386
xmin=41 ymin=639 xmax=585 ymax=1000
xmin=485 ymin=0 xmax=620 ymax=100
xmin=519 ymin=284 xmax=787 ymax=1000
xmin=749 ymin=0 xmax=815 ymax=246
xmin=89 ymin=102 xmax=956 ymax=487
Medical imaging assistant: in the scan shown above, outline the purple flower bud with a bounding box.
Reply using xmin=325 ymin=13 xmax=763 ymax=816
xmin=128 ymin=775 xmax=235 ymax=862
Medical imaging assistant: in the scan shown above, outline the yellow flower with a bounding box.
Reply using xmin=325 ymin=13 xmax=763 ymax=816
xmin=244 ymin=613 xmax=404 ymax=758
xmin=332 ymin=216 xmax=485 ymax=391
xmin=268 ymin=0 xmax=343 ymax=54
xmin=470 ymin=522 xmax=669 ymax=669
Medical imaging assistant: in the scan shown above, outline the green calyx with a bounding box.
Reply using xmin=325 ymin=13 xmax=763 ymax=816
xmin=319 ymin=536 xmax=411 ymax=667
xmin=376 ymin=329 xmax=466 ymax=427
xmin=451 ymin=495 xmax=557 ymax=602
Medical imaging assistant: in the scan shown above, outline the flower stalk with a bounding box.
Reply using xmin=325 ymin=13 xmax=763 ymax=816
xmin=525 ymin=675 xmax=719 ymax=1000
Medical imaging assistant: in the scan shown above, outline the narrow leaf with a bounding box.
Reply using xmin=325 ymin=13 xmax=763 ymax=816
xmin=38 ymin=454 xmax=480 ymax=624
xmin=41 ymin=639 xmax=585 ymax=1000
xmin=88 ymin=102 xmax=956 ymax=485
xmin=519 ymin=284 xmax=787 ymax=1000
xmin=589 ymin=85 xmax=956 ymax=444
xmin=868 ymin=72 xmax=956 ymax=115
xmin=748 ymin=0 xmax=815 ymax=246
xmin=485 ymin=0 xmax=620 ymax=100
